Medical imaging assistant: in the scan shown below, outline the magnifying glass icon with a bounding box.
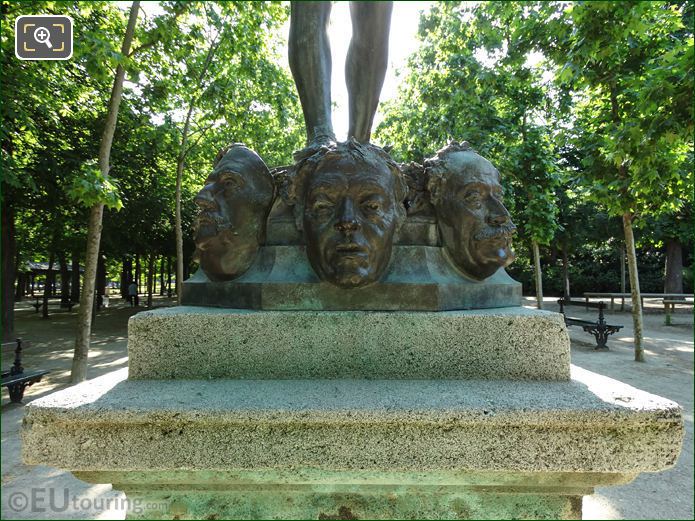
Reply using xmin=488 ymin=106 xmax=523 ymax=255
xmin=34 ymin=26 xmax=52 ymax=48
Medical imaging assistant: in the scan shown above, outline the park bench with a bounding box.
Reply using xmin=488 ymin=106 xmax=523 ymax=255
xmin=1 ymin=339 xmax=49 ymax=403
xmin=662 ymin=298 xmax=694 ymax=312
xmin=663 ymin=298 xmax=695 ymax=325
xmin=558 ymin=299 xmax=623 ymax=350
xmin=31 ymin=296 xmax=75 ymax=313
xmin=584 ymin=292 xmax=694 ymax=311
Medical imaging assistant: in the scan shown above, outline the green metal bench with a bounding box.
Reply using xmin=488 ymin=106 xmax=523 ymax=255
xmin=2 ymin=339 xmax=49 ymax=403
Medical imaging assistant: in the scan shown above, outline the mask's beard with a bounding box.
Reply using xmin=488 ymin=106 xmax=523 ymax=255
xmin=197 ymin=213 xmax=232 ymax=236
xmin=215 ymin=217 xmax=233 ymax=232
xmin=195 ymin=215 xmax=235 ymax=255
xmin=474 ymin=223 xmax=517 ymax=241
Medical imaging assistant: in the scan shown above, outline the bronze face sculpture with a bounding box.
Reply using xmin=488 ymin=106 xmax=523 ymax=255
xmin=193 ymin=144 xmax=274 ymax=281
xmin=426 ymin=141 xmax=516 ymax=281
xmin=287 ymin=140 xmax=406 ymax=288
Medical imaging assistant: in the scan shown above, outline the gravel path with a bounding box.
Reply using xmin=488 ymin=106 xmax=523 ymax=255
xmin=1 ymin=295 xmax=692 ymax=520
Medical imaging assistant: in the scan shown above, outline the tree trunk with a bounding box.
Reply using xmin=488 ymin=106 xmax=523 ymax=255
xmin=13 ymin=248 xmax=22 ymax=301
xmin=532 ymin=240 xmax=543 ymax=309
xmin=159 ymin=256 xmax=165 ymax=296
xmin=561 ymin=247 xmax=570 ymax=299
xmin=174 ymin=118 xmax=191 ymax=305
xmin=14 ymin=247 xmax=24 ymax=302
xmin=146 ymin=253 xmax=154 ymax=307
xmin=120 ymin=256 xmax=131 ymax=300
xmin=71 ymin=254 xmax=81 ymax=302
xmin=71 ymin=1 xmax=140 ymax=384
xmin=42 ymin=253 xmax=55 ymax=319
xmin=174 ymin=34 xmax=220 ymax=305
xmin=167 ymin=256 xmax=172 ymax=296
xmin=15 ymin=272 xmax=25 ymax=301
xmin=58 ymin=252 xmax=70 ymax=306
xmin=620 ymin=245 xmax=626 ymax=311
xmin=72 ymin=204 xmax=103 ymax=379
xmin=96 ymin=254 xmax=106 ymax=310
xmin=135 ymin=253 xmax=141 ymax=294
xmin=623 ymin=213 xmax=644 ymax=362
xmin=664 ymin=238 xmax=683 ymax=295
xmin=2 ymin=202 xmax=16 ymax=340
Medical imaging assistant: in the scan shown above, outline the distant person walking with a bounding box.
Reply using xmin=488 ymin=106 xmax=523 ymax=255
xmin=128 ymin=281 xmax=138 ymax=307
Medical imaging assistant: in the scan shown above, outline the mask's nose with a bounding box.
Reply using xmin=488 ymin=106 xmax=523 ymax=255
xmin=195 ymin=185 xmax=217 ymax=211
xmin=486 ymin=198 xmax=512 ymax=226
xmin=334 ymin=198 xmax=360 ymax=234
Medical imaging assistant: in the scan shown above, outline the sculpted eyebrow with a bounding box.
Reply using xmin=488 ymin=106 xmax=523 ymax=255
xmin=460 ymin=180 xmax=495 ymax=191
xmin=355 ymin=182 xmax=388 ymax=195
xmin=308 ymin=183 xmax=339 ymax=197
xmin=219 ymin=171 xmax=243 ymax=181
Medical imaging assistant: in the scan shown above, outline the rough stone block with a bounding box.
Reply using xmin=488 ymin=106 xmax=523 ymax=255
xmin=127 ymin=307 xmax=570 ymax=380
xmin=22 ymin=367 xmax=683 ymax=519
xmin=22 ymin=367 xmax=683 ymax=474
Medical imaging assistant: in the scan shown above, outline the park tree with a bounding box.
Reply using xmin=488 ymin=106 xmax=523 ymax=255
xmin=69 ymin=0 xmax=140 ymax=382
xmin=2 ymin=0 xmax=302 ymax=379
xmin=100 ymin=102 xmax=181 ymax=305
xmin=376 ymin=2 xmax=561 ymax=305
xmin=70 ymin=0 xmax=208 ymax=381
xmin=376 ymin=2 xmax=502 ymax=163
xmin=472 ymin=2 xmax=563 ymax=308
xmin=68 ymin=1 xmax=301 ymax=379
xmin=527 ymin=1 xmax=694 ymax=361
xmin=139 ymin=1 xmax=303 ymax=302
xmin=378 ymin=1 xmax=692 ymax=354
xmin=637 ymin=199 xmax=693 ymax=295
xmin=1 ymin=1 xmax=128 ymax=339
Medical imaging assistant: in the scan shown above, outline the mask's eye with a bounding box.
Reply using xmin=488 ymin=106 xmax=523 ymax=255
xmin=362 ymin=201 xmax=381 ymax=212
xmin=463 ymin=190 xmax=482 ymax=206
xmin=220 ymin=173 xmax=242 ymax=190
xmin=312 ymin=198 xmax=334 ymax=212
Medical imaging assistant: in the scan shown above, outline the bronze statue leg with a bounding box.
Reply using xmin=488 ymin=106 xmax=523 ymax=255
xmin=346 ymin=1 xmax=393 ymax=143
xmin=289 ymin=1 xmax=335 ymax=146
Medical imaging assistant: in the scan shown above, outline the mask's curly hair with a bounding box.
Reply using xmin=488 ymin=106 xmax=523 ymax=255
xmin=425 ymin=140 xmax=488 ymax=206
xmin=213 ymin=142 xmax=247 ymax=167
xmin=281 ymin=138 xmax=408 ymax=230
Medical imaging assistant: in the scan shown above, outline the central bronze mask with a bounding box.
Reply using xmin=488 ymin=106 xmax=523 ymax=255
xmin=289 ymin=141 xmax=407 ymax=288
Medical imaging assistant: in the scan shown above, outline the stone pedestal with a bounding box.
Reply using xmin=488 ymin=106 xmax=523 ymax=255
xmin=23 ymin=364 xmax=682 ymax=519
xmin=128 ymin=307 xmax=570 ymax=380
xmin=73 ymin=470 xmax=633 ymax=520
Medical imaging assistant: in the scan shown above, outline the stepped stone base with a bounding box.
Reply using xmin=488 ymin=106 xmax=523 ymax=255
xmin=128 ymin=307 xmax=570 ymax=380
xmin=23 ymin=367 xmax=683 ymax=519
xmin=73 ymin=470 xmax=633 ymax=520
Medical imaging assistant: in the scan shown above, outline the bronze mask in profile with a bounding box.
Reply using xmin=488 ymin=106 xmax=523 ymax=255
xmin=426 ymin=141 xmax=516 ymax=281
xmin=194 ymin=144 xmax=274 ymax=281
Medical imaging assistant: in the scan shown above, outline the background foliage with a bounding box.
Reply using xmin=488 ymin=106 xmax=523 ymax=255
xmin=1 ymin=1 xmax=693 ymax=327
xmin=375 ymin=0 xmax=693 ymax=297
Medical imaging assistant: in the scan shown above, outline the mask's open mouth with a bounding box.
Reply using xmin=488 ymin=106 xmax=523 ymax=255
xmin=335 ymin=243 xmax=368 ymax=254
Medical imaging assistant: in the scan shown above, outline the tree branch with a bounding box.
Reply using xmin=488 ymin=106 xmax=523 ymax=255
xmin=127 ymin=4 xmax=188 ymax=57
